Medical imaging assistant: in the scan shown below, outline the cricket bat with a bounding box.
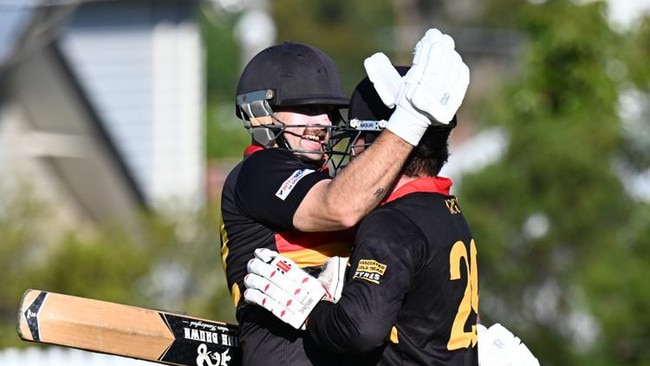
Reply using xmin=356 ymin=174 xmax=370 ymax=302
xmin=16 ymin=289 xmax=241 ymax=366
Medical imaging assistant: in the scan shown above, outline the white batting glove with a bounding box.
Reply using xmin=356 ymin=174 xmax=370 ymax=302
xmin=364 ymin=28 xmax=469 ymax=146
xmin=243 ymin=248 xmax=326 ymax=329
xmin=477 ymin=323 xmax=540 ymax=366
xmin=407 ymin=29 xmax=470 ymax=124
xmin=317 ymin=256 xmax=348 ymax=303
xmin=363 ymin=52 xmax=402 ymax=109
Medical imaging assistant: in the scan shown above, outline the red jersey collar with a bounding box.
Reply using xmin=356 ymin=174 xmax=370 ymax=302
xmin=244 ymin=144 xmax=264 ymax=157
xmin=383 ymin=176 xmax=453 ymax=205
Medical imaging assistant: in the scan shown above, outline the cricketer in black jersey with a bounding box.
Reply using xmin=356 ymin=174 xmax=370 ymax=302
xmin=222 ymin=30 xmax=471 ymax=366
xmin=220 ymin=147 xmax=354 ymax=366
xmin=307 ymin=176 xmax=480 ymax=366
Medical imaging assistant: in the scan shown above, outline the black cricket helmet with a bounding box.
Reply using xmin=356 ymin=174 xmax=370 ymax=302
xmin=235 ymin=42 xmax=348 ymax=149
xmin=327 ymin=66 xmax=411 ymax=172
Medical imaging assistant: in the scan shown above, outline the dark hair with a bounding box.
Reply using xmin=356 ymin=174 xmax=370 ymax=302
xmin=403 ymin=126 xmax=451 ymax=177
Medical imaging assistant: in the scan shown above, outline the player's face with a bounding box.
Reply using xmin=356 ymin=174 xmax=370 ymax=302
xmin=273 ymin=105 xmax=337 ymax=160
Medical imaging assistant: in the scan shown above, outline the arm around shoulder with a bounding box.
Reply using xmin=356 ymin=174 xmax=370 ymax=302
xmin=293 ymin=130 xmax=412 ymax=232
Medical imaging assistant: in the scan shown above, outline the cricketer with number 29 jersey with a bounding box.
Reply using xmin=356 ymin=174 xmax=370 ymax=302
xmin=307 ymin=176 xmax=480 ymax=366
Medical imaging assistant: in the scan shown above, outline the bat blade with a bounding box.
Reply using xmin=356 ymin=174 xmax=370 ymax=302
xmin=16 ymin=289 xmax=241 ymax=366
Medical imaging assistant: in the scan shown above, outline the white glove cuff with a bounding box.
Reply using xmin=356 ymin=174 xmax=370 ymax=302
xmin=318 ymin=256 xmax=348 ymax=303
xmin=385 ymin=107 xmax=429 ymax=146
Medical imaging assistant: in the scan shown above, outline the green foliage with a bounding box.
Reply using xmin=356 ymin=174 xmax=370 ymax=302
xmin=205 ymin=101 xmax=251 ymax=158
xmin=0 ymin=190 xmax=54 ymax=349
xmin=581 ymin=208 xmax=650 ymax=363
xmin=476 ymin=0 xmax=529 ymax=28
xmin=272 ymin=0 xmax=395 ymax=93
xmin=621 ymin=15 xmax=650 ymax=90
xmin=6 ymin=2 xmax=648 ymax=364
xmin=460 ymin=1 xmax=650 ymax=364
xmin=0 ymin=194 xmax=235 ymax=350
xmin=617 ymin=15 xmax=650 ymax=173
xmin=202 ymin=1 xmax=398 ymax=159
xmin=201 ymin=9 xmax=240 ymax=105
xmin=201 ymin=9 xmax=251 ymax=159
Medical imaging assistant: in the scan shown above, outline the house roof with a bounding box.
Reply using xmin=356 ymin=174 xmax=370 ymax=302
xmin=0 ymin=2 xmax=33 ymax=75
xmin=1 ymin=0 xmax=147 ymax=225
xmin=1 ymin=0 xmax=75 ymax=74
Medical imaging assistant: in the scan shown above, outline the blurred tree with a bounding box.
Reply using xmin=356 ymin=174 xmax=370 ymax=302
xmin=617 ymin=15 xmax=650 ymax=178
xmin=579 ymin=12 xmax=650 ymax=366
xmin=0 ymin=188 xmax=54 ymax=349
xmin=459 ymin=0 xmax=650 ymax=365
xmin=272 ymin=0 xmax=396 ymax=93
xmin=201 ymin=6 xmax=250 ymax=159
xmin=6 ymin=2 xmax=648 ymax=364
xmin=203 ymin=1 xmax=401 ymax=159
xmin=0 ymin=193 xmax=235 ymax=349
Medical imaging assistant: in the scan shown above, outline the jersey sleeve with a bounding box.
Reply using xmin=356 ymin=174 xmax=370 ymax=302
xmin=307 ymin=207 xmax=425 ymax=353
xmin=235 ymin=149 xmax=331 ymax=230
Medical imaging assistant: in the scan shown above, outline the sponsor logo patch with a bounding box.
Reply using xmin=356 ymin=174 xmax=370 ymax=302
xmin=276 ymin=169 xmax=315 ymax=200
xmin=352 ymin=259 xmax=387 ymax=284
xmin=275 ymin=260 xmax=291 ymax=274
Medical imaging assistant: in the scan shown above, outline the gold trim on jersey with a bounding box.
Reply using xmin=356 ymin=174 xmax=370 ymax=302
xmin=231 ymin=283 xmax=241 ymax=307
xmin=220 ymin=222 xmax=239 ymax=306
xmin=281 ymin=243 xmax=351 ymax=267
xmin=389 ymin=326 xmax=399 ymax=344
xmin=220 ymin=222 xmax=229 ymax=271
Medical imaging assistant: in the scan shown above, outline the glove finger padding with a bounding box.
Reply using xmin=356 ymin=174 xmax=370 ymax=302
xmin=247 ymin=258 xmax=310 ymax=302
xmin=243 ymin=274 xmax=315 ymax=330
xmin=249 ymin=249 xmax=324 ymax=295
xmin=252 ymin=247 xmax=278 ymax=262
xmin=362 ymin=28 xmax=469 ymax=146
xmin=243 ymin=287 xmax=291 ymax=325
xmin=362 ymin=29 xmax=437 ymax=106
xmin=408 ymin=34 xmax=469 ymax=124
xmin=406 ymin=28 xmax=448 ymax=100
xmin=243 ymin=287 xmax=308 ymax=331
xmin=412 ymin=28 xmax=445 ymax=69
xmin=244 ymin=249 xmax=326 ymax=329
xmin=244 ymin=273 xmax=304 ymax=309
xmin=363 ymin=53 xmax=401 ymax=109
xmin=366 ymin=29 xmax=445 ymax=146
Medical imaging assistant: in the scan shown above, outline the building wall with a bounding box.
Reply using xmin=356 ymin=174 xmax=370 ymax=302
xmin=0 ymin=99 xmax=86 ymax=236
xmin=59 ymin=0 xmax=204 ymax=211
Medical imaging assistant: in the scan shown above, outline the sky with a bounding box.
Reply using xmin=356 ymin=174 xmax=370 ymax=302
xmin=605 ymin=0 xmax=650 ymax=29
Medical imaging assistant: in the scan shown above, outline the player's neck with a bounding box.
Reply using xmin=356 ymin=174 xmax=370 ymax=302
xmin=391 ymin=175 xmax=418 ymax=194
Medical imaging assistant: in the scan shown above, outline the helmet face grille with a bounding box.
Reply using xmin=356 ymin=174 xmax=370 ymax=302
xmin=236 ymin=42 xmax=348 ymax=119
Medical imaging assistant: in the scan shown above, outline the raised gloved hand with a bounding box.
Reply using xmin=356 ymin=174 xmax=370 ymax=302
xmin=477 ymin=323 xmax=540 ymax=366
xmin=364 ymin=28 xmax=470 ymax=146
xmin=243 ymin=248 xmax=326 ymax=329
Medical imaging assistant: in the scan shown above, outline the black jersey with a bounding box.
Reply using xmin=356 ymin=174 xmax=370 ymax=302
xmin=308 ymin=177 xmax=479 ymax=366
xmin=220 ymin=147 xmax=353 ymax=366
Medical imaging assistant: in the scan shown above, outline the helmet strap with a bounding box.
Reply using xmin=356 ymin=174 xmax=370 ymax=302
xmin=275 ymin=132 xmax=293 ymax=151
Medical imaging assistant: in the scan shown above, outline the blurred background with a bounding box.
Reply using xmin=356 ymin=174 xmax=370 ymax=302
xmin=0 ymin=0 xmax=649 ymax=365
